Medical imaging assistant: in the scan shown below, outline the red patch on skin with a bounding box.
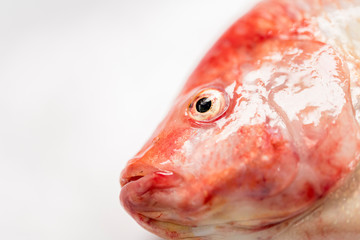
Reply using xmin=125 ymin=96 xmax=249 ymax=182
xmin=304 ymin=183 xmax=316 ymax=201
xmin=165 ymin=231 xmax=180 ymax=239
xmin=232 ymin=125 xmax=298 ymax=198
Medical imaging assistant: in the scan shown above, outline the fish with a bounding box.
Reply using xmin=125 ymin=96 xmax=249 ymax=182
xmin=120 ymin=0 xmax=360 ymax=239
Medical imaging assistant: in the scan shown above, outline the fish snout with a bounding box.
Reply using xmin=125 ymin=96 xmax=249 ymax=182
xmin=120 ymin=161 xmax=157 ymax=187
xmin=120 ymin=160 xmax=184 ymax=214
xmin=120 ymin=159 xmax=182 ymax=187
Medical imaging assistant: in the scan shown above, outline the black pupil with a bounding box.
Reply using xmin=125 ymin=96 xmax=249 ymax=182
xmin=196 ymin=97 xmax=212 ymax=113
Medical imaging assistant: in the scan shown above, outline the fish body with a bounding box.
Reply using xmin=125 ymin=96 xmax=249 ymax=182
xmin=120 ymin=0 xmax=360 ymax=239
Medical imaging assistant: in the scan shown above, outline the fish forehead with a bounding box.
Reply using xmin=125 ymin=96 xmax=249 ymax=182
xmin=179 ymin=0 xmax=360 ymax=95
xmin=161 ymin=39 xmax=348 ymax=162
xmin=179 ymin=0 xmax=310 ymax=95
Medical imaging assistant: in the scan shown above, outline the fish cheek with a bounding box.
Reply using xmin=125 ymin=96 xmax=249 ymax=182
xmin=228 ymin=124 xmax=299 ymax=199
xmin=268 ymin=40 xmax=360 ymax=187
xmin=200 ymin=122 xmax=298 ymax=204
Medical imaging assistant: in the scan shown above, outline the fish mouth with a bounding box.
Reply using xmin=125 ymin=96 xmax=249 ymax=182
xmin=120 ymin=171 xmax=198 ymax=239
xmin=119 ymin=163 xmax=311 ymax=238
xmin=120 ymin=168 xmax=187 ymax=220
xmin=120 ymin=176 xmax=281 ymax=239
xmin=120 ymin=175 xmax=144 ymax=187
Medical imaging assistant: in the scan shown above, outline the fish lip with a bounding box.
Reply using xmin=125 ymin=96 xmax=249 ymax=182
xmin=120 ymin=175 xmax=195 ymax=239
xmin=120 ymin=173 xmax=154 ymax=208
xmin=120 ymin=160 xmax=166 ymax=187
xmin=120 ymin=170 xmax=183 ymax=213
xmin=120 ymin=175 xmax=144 ymax=187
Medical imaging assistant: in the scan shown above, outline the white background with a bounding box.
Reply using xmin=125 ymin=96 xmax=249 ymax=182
xmin=0 ymin=1 xmax=260 ymax=239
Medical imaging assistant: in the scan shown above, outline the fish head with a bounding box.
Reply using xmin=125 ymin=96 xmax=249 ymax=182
xmin=120 ymin=1 xmax=360 ymax=239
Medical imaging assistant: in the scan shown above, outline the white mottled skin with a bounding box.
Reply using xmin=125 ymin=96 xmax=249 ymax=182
xmin=273 ymin=1 xmax=360 ymax=238
xmin=192 ymin=1 xmax=360 ymax=239
xmin=314 ymin=0 xmax=360 ymax=122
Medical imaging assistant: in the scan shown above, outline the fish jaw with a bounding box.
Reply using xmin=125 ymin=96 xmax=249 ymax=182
xmin=120 ymin=0 xmax=360 ymax=239
xmin=120 ymin=170 xmax=198 ymax=239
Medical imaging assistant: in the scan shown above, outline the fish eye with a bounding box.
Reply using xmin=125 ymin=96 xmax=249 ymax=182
xmin=187 ymin=88 xmax=228 ymax=122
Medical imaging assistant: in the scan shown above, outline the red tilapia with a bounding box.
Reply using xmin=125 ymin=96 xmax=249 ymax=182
xmin=120 ymin=0 xmax=360 ymax=239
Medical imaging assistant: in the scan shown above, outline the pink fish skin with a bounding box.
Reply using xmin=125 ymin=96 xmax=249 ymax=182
xmin=120 ymin=0 xmax=360 ymax=239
